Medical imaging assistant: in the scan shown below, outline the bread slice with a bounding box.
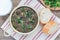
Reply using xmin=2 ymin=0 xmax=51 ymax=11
xmin=40 ymin=8 xmax=53 ymax=24
xmin=42 ymin=20 xmax=58 ymax=34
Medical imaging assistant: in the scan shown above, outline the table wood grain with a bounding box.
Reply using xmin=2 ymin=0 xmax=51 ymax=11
xmin=0 ymin=0 xmax=60 ymax=40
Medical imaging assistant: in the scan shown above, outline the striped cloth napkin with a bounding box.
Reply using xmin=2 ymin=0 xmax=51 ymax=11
xmin=1 ymin=0 xmax=60 ymax=40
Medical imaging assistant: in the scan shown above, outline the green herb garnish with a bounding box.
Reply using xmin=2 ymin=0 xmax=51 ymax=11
xmin=57 ymin=2 xmax=60 ymax=7
xmin=44 ymin=0 xmax=60 ymax=8
xmin=17 ymin=18 xmax=23 ymax=23
xmin=21 ymin=25 xmax=26 ymax=32
xmin=26 ymin=25 xmax=32 ymax=29
xmin=30 ymin=19 xmax=35 ymax=23
xmin=25 ymin=10 xmax=32 ymax=17
xmin=20 ymin=8 xmax=24 ymax=12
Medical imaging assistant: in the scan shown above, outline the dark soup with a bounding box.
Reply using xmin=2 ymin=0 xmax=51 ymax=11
xmin=11 ymin=6 xmax=38 ymax=33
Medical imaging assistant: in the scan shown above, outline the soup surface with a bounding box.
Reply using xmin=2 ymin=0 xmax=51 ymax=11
xmin=11 ymin=6 xmax=38 ymax=33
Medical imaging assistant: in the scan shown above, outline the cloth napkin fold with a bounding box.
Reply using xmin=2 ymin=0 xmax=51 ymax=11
xmin=1 ymin=0 xmax=60 ymax=40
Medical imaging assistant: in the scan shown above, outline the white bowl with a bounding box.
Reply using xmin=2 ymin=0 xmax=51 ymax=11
xmin=0 ymin=0 xmax=12 ymax=16
xmin=10 ymin=6 xmax=39 ymax=35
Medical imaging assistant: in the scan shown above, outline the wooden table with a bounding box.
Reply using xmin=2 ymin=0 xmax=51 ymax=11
xmin=0 ymin=0 xmax=60 ymax=40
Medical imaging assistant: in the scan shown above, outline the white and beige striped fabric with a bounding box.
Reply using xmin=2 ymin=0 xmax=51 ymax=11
xmin=1 ymin=0 xmax=60 ymax=40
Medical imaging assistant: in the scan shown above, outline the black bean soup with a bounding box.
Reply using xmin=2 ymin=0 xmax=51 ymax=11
xmin=11 ymin=6 xmax=38 ymax=33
